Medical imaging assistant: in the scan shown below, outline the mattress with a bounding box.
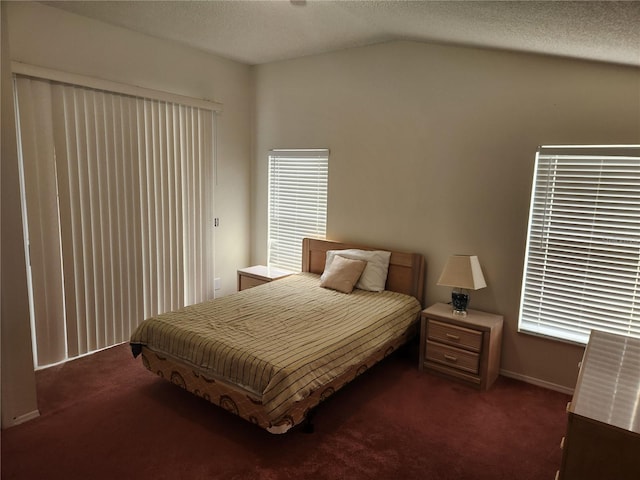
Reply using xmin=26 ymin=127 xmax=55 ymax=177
xmin=130 ymin=272 xmax=420 ymax=421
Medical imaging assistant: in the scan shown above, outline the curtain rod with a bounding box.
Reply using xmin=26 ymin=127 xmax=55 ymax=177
xmin=12 ymin=61 xmax=223 ymax=113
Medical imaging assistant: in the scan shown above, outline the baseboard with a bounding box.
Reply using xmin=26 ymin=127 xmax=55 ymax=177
xmin=4 ymin=409 xmax=40 ymax=428
xmin=500 ymin=369 xmax=574 ymax=396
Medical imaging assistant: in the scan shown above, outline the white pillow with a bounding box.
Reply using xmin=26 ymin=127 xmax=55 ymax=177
xmin=321 ymin=248 xmax=392 ymax=292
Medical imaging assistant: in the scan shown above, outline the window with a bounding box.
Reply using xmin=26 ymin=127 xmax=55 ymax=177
xmin=267 ymin=149 xmax=329 ymax=272
xmin=14 ymin=70 xmax=218 ymax=367
xmin=519 ymin=145 xmax=640 ymax=345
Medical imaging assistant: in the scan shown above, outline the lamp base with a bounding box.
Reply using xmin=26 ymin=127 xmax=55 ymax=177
xmin=451 ymin=290 xmax=469 ymax=317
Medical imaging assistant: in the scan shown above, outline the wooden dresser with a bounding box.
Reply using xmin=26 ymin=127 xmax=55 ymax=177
xmin=557 ymin=330 xmax=640 ymax=480
xmin=419 ymin=303 xmax=503 ymax=390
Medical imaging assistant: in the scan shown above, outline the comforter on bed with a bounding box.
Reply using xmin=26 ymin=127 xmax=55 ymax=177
xmin=130 ymin=272 xmax=420 ymax=420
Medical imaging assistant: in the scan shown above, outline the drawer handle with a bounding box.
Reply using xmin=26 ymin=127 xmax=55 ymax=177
xmin=445 ymin=333 xmax=460 ymax=341
xmin=560 ymin=436 xmax=565 ymax=449
xmin=444 ymin=354 xmax=458 ymax=363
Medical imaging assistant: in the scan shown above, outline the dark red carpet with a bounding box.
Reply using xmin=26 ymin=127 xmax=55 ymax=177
xmin=1 ymin=343 xmax=569 ymax=479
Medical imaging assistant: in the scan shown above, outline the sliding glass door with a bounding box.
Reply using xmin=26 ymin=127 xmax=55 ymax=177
xmin=14 ymin=74 xmax=216 ymax=368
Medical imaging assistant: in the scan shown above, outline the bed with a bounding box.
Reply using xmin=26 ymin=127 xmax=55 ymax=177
xmin=130 ymin=238 xmax=425 ymax=433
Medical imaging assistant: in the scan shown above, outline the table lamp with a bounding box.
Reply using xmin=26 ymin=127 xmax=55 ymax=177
xmin=437 ymin=255 xmax=487 ymax=316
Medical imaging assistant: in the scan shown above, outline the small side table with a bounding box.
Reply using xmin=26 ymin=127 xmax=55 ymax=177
xmin=237 ymin=265 xmax=293 ymax=291
xmin=419 ymin=302 xmax=503 ymax=390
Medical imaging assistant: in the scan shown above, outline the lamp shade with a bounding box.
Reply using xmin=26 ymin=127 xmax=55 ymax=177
xmin=437 ymin=255 xmax=487 ymax=290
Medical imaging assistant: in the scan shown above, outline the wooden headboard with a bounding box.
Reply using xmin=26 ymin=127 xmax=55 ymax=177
xmin=302 ymin=238 xmax=426 ymax=306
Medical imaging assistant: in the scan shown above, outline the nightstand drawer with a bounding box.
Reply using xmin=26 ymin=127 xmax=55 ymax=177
xmin=239 ymin=276 xmax=267 ymax=290
xmin=426 ymin=340 xmax=480 ymax=374
xmin=428 ymin=319 xmax=482 ymax=352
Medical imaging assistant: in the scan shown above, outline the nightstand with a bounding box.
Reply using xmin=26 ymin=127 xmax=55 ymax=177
xmin=419 ymin=302 xmax=503 ymax=390
xmin=237 ymin=265 xmax=293 ymax=291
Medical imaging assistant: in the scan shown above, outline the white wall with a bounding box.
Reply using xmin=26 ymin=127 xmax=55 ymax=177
xmin=1 ymin=1 xmax=39 ymax=429
xmin=253 ymin=41 xmax=640 ymax=390
xmin=1 ymin=2 xmax=252 ymax=426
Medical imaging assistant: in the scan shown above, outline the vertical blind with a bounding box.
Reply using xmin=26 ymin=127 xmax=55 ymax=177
xmin=267 ymin=149 xmax=329 ymax=272
xmin=14 ymin=74 xmax=216 ymax=368
xmin=519 ymin=145 xmax=640 ymax=345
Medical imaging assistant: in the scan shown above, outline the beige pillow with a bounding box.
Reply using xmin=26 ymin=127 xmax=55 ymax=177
xmin=319 ymin=255 xmax=367 ymax=293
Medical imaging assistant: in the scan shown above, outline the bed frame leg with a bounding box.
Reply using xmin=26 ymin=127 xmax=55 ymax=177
xmin=301 ymin=410 xmax=316 ymax=433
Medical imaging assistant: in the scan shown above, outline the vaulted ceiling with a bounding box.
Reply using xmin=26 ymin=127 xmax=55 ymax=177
xmin=45 ymin=1 xmax=640 ymax=67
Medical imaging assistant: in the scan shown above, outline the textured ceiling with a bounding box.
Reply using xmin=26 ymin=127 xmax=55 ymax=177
xmin=45 ymin=0 xmax=640 ymax=66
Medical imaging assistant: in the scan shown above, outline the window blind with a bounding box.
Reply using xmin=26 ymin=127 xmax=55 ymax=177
xmin=14 ymin=75 xmax=215 ymax=368
xmin=267 ymin=149 xmax=328 ymax=272
xmin=519 ymin=145 xmax=640 ymax=345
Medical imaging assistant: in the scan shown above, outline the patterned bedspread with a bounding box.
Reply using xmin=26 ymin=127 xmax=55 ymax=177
xmin=130 ymin=273 xmax=420 ymax=420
